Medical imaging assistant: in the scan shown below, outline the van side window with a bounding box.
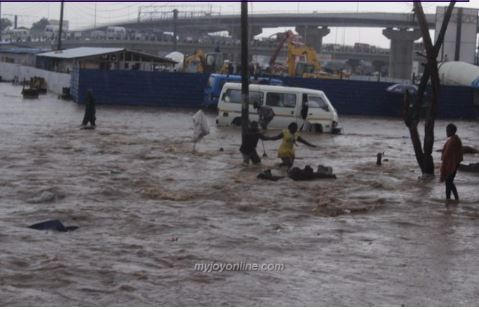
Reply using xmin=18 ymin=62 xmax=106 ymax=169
xmin=266 ymin=92 xmax=296 ymax=108
xmin=222 ymin=89 xmax=263 ymax=104
xmin=307 ymin=96 xmax=330 ymax=111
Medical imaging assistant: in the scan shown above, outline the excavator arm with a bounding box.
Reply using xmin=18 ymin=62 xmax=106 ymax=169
xmin=268 ymin=30 xmax=295 ymax=68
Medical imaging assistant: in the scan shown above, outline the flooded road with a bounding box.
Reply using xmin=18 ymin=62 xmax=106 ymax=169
xmin=0 ymin=83 xmax=478 ymax=306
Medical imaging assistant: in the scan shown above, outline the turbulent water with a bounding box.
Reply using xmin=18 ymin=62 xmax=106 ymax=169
xmin=0 ymin=83 xmax=478 ymax=306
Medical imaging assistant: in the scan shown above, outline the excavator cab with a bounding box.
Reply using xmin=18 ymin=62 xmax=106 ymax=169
xmin=184 ymin=50 xmax=206 ymax=73
xmin=295 ymin=62 xmax=315 ymax=76
xmin=204 ymin=53 xmax=224 ymax=74
xmin=183 ymin=50 xmax=225 ymax=74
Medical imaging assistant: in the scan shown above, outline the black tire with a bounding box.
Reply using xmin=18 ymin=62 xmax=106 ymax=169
xmin=232 ymin=117 xmax=242 ymax=126
xmin=314 ymin=124 xmax=323 ymax=133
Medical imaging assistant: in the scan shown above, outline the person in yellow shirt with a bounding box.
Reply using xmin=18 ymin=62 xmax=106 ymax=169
xmin=268 ymin=122 xmax=316 ymax=167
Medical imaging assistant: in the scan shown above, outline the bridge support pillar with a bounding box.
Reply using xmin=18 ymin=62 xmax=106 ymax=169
xmin=295 ymin=26 xmax=330 ymax=51
xmin=383 ymin=28 xmax=421 ymax=79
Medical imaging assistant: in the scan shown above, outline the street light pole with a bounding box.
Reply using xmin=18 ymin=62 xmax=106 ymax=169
xmin=240 ymin=1 xmax=249 ymax=138
xmin=94 ymin=2 xmax=97 ymax=28
xmin=173 ymin=9 xmax=178 ymax=51
xmin=57 ymin=0 xmax=64 ymax=50
xmin=0 ymin=1 xmax=2 ymax=42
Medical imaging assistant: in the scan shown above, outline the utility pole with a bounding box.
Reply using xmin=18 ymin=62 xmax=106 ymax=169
xmin=0 ymin=1 xmax=2 ymax=42
xmin=57 ymin=0 xmax=64 ymax=50
xmin=94 ymin=2 xmax=97 ymax=28
xmin=240 ymin=1 xmax=249 ymax=137
xmin=173 ymin=9 xmax=178 ymax=51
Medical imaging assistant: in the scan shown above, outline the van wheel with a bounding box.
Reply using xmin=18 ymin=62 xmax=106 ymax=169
xmin=232 ymin=117 xmax=242 ymax=126
xmin=314 ymin=124 xmax=323 ymax=133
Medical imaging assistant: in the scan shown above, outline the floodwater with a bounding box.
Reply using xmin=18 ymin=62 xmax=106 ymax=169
xmin=0 ymin=83 xmax=478 ymax=306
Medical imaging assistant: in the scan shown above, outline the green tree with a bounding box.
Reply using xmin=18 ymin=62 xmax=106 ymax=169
xmin=30 ymin=18 xmax=49 ymax=33
xmin=1 ymin=18 xmax=12 ymax=32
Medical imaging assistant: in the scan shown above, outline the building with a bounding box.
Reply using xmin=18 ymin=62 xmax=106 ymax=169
xmin=35 ymin=47 xmax=177 ymax=73
xmin=48 ymin=19 xmax=70 ymax=32
xmin=0 ymin=46 xmax=48 ymax=66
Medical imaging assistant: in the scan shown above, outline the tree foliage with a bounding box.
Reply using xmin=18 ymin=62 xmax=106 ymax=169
xmin=0 ymin=18 xmax=12 ymax=32
xmin=30 ymin=18 xmax=50 ymax=33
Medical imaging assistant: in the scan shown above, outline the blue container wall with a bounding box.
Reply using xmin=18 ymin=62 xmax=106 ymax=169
xmin=71 ymin=69 xmax=478 ymax=119
xmin=282 ymin=78 xmax=403 ymax=117
xmin=70 ymin=68 xmax=80 ymax=102
xmin=73 ymin=69 xmax=209 ymax=108
xmin=280 ymin=77 xmax=477 ymax=119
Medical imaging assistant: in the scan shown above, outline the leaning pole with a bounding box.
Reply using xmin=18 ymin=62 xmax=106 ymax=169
xmin=57 ymin=0 xmax=65 ymax=50
xmin=240 ymin=1 xmax=249 ymax=139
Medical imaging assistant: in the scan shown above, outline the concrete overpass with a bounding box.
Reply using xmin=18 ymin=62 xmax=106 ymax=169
xmin=102 ymin=12 xmax=434 ymax=33
xmin=83 ymin=11 xmax=442 ymax=79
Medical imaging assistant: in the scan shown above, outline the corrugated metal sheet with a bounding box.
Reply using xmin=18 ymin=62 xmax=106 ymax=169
xmin=36 ymin=47 xmax=176 ymax=64
xmin=0 ymin=47 xmax=48 ymax=54
xmin=37 ymin=47 xmax=124 ymax=59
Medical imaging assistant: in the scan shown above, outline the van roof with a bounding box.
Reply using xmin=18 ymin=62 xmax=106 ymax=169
xmin=222 ymin=82 xmax=325 ymax=95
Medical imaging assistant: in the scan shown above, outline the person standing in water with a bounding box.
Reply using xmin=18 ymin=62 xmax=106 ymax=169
xmin=240 ymin=121 xmax=272 ymax=165
xmin=268 ymin=122 xmax=316 ymax=167
xmin=254 ymin=101 xmax=275 ymax=130
xmin=440 ymin=123 xmax=463 ymax=201
xmin=82 ymin=90 xmax=96 ymax=128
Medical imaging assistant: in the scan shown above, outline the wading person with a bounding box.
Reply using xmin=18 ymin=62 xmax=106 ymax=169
xmin=300 ymin=94 xmax=310 ymax=132
xmin=82 ymin=90 xmax=96 ymax=128
xmin=192 ymin=109 xmax=210 ymax=152
xmin=240 ymin=121 xmax=271 ymax=165
xmin=254 ymin=101 xmax=275 ymax=130
xmin=269 ymin=122 xmax=316 ymax=167
xmin=440 ymin=123 xmax=463 ymax=201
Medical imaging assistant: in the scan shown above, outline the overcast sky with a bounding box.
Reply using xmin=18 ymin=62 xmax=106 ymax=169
xmin=2 ymin=1 xmax=478 ymax=48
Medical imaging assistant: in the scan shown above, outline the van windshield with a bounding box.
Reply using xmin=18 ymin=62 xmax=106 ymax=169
xmin=222 ymin=89 xmax=263 ymax=105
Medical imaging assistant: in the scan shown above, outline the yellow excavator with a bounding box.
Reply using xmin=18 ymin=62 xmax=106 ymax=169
xmin=268 ymin=31 xmax=346 ymax=79
xmin=183 ymin=49 xmax=225 ymax=74
xmin=287 ymin=43 xmax=343 ymax=79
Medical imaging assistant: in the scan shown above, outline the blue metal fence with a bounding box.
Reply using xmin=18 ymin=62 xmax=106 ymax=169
xmin=72 ymin=69 xmax=209 ymax=108
xmin=71 ymin=69 xmax=478 ymax=119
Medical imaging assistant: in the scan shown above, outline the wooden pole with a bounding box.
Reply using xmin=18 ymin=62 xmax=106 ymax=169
xmin=57 ymin=0 xmax=64 ymax=50
xmin=173 ymin=9 xmax=178 ymax=51
xmin=240 ymin=1 xmax=249 ymax=138
xmin=0 ymin=2 xmax=2 ymax=42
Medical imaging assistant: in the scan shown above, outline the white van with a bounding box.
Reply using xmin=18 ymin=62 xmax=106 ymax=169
xmin=216 ymin=83 xmax=341 ymax=133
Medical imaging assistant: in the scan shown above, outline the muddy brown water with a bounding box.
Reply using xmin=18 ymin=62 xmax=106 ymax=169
xmin=0 ymin=83 xmax=478 ymax=306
